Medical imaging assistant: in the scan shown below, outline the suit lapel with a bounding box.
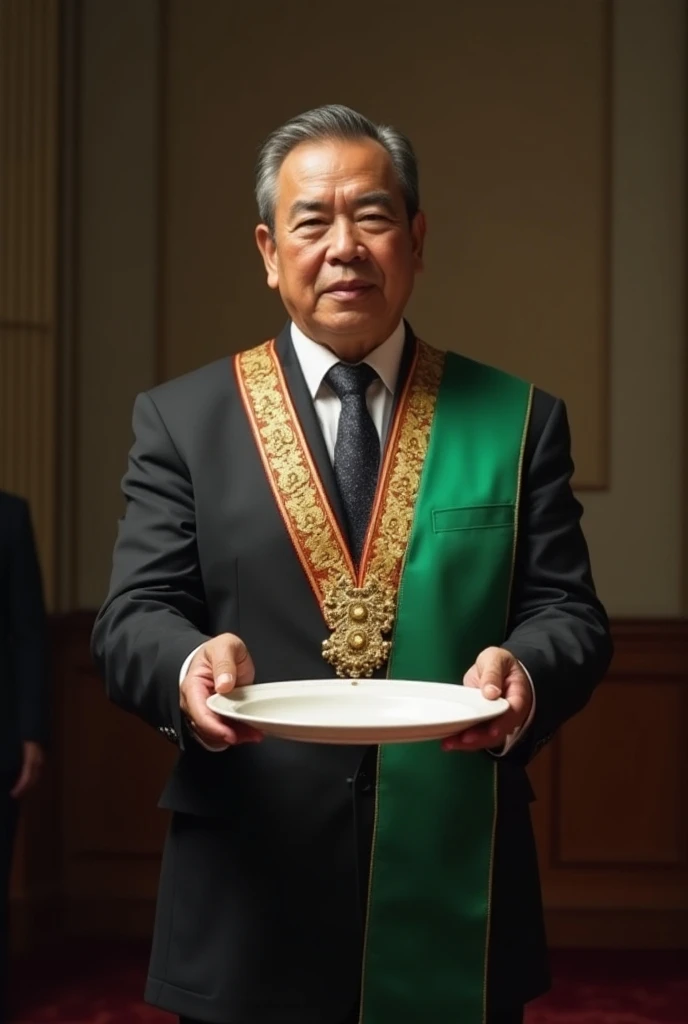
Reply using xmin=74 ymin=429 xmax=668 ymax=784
xmin=274 ymin=323 xmax=350 ymax=539
xmin=388 ymin=321 xmax=416 ymax=435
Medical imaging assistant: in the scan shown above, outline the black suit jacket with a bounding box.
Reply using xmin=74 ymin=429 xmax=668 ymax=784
xmin=0 ymin=492 xmax=48 ymax=777
xmin=92 ymin=324 xmax=612 ymax=1023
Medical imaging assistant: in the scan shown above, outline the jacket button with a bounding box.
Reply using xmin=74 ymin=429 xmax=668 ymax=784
xmin=358 ymin=772 xmax=373 ymax=794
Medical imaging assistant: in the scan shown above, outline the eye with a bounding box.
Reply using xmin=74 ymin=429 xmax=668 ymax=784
xmin=358 ymin=213 xmax=391 ymax=226
xmin=297 ymin=218 xmax=325 ymax=229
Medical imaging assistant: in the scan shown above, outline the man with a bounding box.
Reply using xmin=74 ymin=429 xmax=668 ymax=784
xmin=92 ymin=104 xmax=612 ymax=1024
xmin=0 ymin=491 xmax=48 ymax=1023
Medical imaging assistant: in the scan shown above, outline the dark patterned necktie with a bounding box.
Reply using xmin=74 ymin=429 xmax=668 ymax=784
xmin=325 ymin=361 xmax=381 ymax=565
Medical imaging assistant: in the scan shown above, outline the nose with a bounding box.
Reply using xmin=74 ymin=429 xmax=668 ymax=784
xmin=326 ymin=217 xmax=365 ymax=264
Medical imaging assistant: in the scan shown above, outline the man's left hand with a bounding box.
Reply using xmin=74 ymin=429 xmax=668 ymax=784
xmin=442 ymin=647 xmax=533 ymax=753
xmin=10 ymin=741 xmax=45 ymax=798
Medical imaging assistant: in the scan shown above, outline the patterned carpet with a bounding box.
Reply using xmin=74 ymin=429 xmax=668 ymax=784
xmin=8 ymin=945 xmax=688 ymax=1023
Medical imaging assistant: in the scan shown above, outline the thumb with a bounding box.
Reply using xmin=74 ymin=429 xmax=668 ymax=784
xmin=212 ymin=636 xmax=255 ymax=694
xmin=475 ymin=647 xmax=510 ymax=701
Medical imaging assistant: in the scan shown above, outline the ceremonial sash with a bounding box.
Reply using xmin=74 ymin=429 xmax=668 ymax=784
xmin=236 ymin=337 xmax=444 ymax=678
xmin=236 ymin=338 xmax=532 ymax=1023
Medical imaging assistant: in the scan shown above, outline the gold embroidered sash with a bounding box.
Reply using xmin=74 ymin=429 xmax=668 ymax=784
xmin=235 ymin=337 xmax=444 ymax=677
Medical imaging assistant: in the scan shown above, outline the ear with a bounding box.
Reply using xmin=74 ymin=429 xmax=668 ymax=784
xmin=255 ymin=224 xmax=280 ymax=289
xmin=410 ymin=211 xmax=426 ymax=271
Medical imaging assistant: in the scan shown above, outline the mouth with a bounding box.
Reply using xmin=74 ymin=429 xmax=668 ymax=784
xmin=323 ymin=281 xmax=375 ymax=301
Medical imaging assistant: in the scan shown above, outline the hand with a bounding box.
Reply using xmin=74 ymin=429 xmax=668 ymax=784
xmin=180 ymin=633 xmax=264 ymax=749
xmin=10 ymin=741 xmax=45 ymax=798
xmin=442 ymin=647 xmax=533 ymax=753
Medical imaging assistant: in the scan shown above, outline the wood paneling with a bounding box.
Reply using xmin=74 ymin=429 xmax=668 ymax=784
xmin=53 ymin=613 xmax=175 ymax=924
xmin=63 ymin=676 xmax=172 ymax=860
xmin=556 ymin=682 xmax=685 ymax=865
xmin=0 ymin=0 xmax=59 ymax=604
xmin=545 ymin=909 xmax=688 ymax=950
xmin=11 ymin=616 xmax=688 ymax=949
xmin=529 ymin=620 xmax=688 ymax=948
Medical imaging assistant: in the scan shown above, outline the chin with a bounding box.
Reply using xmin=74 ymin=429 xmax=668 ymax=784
xmin=320 ymin=308 xmax=379 ymax=333
xmin=313 ymin=316 xmax=392 ymax=360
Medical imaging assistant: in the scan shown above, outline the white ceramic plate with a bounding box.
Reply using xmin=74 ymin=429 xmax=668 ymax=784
xmin=206 ymin=678 xmax=509 ymax=745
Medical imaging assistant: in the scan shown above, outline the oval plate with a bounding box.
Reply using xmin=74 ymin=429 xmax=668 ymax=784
xmin=207 ymin=678 xmax=509 ymax=745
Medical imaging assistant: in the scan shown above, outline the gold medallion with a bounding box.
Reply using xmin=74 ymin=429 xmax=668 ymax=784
xmin=321 ymin=574 xmax=395 ymax=678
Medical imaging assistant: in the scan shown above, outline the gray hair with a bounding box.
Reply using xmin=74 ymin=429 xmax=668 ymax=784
xmin=255 ymin=104 xmax=420 ymax=233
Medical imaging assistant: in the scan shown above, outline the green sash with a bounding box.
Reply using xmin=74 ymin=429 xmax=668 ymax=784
xmin=360 ymin=352 xmax=532 ymax=1023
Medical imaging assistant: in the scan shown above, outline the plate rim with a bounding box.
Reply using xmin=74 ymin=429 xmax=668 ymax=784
xmin=206 ymin=678 xmax=509 ymax=734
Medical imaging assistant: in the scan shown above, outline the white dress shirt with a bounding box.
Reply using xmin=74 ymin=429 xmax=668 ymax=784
xmin=290 ymin=319 xmax=406 ymax=460
xmin=182 ymin=321 xmax=535 ymax=753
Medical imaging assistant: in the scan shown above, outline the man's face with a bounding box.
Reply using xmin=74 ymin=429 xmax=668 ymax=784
xmin=256 ymin=138 xmax=425 ymax=360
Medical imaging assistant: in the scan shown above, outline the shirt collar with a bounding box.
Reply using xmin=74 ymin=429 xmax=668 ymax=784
xmin=290 ymin=320 xmax=406 ymax=399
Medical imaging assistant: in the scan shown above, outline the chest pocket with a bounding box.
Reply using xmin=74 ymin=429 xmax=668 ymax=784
xmin=432 ymin=503 xmax=515 ymax=533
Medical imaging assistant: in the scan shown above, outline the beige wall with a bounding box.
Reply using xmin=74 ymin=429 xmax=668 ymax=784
xmin=71 ymin=0 xmax=686 ymax=617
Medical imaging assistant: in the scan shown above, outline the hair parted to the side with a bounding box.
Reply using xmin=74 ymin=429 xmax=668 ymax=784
xmin=255 ymin=104 xmax=420 ymax=233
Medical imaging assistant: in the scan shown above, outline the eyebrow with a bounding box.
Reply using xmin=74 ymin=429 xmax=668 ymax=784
xmin=287 ymin=191 xmax=397 ymax=222
xmin=354 ymin=191 xmax=396 ymax=213
xmin=287 ymin=200 xmax=330 ymax=221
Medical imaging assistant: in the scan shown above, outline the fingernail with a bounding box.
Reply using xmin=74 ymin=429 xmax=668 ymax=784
xmin=484 ymin=684 xmax=500 ymax=699
xmin=216 ymin=673 xmax=233 ymax=689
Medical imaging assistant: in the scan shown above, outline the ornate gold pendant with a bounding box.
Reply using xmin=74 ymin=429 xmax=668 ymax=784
xmin=321 ymin=574 xmax=396 ymax=678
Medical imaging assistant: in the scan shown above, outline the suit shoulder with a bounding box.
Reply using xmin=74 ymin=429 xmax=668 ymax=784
xmin=146 ymin=357 xmax=236 ymax=410
xmin=444 ymin=354 xmax=556 ymax=397
xmin=442 ymin=350 xmax=561 ymax=412
xmin=522 ymin=388 xmax=571 ymax=474
xmin=439 ymin=350 xmax=563 ymax=455
xmin=529 ymin=386 xmax=566 ymax=442
xmin=0 ymin=493 xmax=32 ymax=555
xmin=530 ymin=386 xmax=559 ymax=424
xmin=142 ymin=354 xmax=254 ymax=436
xmin=0 ymin=490 xmax=29 ymax=516
xmin=144 ymin=337 xmax=276 ymax=411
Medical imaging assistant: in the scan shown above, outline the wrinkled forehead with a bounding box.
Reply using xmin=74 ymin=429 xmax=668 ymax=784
xmin=275 ymin=138 xmax=404 ymax=220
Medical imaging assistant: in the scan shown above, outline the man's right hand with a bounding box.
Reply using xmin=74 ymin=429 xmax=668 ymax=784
xmin=180 ymin=633 xmax=263 ymax=749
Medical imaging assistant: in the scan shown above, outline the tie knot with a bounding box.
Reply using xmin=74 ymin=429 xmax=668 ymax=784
xmin=325 ymin=361 xmax=378 ymax=399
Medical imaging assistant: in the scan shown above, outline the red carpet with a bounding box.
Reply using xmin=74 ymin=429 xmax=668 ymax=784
xmin=8 ymin=944 xmax=688 ymax=1023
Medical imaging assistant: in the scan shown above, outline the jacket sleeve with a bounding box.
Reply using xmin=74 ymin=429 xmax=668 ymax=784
xmin=91 ymin=391 xmax=212 ymax=747
xmin=501 ymin=397 xmax=613 ymax=762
